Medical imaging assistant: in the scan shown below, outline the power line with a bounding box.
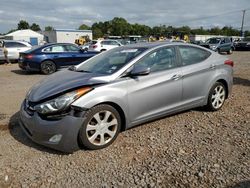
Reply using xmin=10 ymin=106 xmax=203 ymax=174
xmin=165 ymin=8 xmax=250 ymax=26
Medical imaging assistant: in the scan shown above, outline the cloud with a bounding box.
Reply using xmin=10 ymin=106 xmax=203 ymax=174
xmin=0 ymin=0 xmax=249 ymax=33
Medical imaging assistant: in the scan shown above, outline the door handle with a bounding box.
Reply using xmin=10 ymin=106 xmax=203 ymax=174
xmin=171 ymin=74 xmax=182 ymax=80
xmin=210 ymin=64 xmax=216 ymax=69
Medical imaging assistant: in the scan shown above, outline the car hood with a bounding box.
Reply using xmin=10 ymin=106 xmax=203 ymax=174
xmin=26 ymin=70 xmax=109 ymax=102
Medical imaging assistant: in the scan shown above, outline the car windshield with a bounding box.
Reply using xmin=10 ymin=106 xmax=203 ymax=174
xmin=242 ymin=38 xmax=250 ymax=42
xmin=206 ymin=38 xmax=221 ymax=44
xmin=76 ymin=47 xmax=147 ymax=75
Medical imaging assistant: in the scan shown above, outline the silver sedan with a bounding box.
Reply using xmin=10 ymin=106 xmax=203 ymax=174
xmin=20 ymin=42 xmax=233 ymax=152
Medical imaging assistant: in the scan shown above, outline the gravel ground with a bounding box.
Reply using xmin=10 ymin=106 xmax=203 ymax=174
xmin=0 ymin=51 xmax=249 ymax=188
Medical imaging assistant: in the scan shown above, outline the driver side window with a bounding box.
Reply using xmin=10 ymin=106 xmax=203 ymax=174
xmin=134 ymin=47 xmax=177 ymax=73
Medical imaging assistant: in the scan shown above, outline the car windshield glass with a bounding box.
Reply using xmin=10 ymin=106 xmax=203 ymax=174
xmin=206 ymin=38 xmax=221 ymax=44
xmin=76 ymin=47 xmax=147 ymax=75
xmin=243 ymin=38 xmax=250 ymax=42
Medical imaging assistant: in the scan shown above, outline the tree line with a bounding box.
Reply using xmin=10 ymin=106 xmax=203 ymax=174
xmin=3 ymin=18 xmax=250 ymax=38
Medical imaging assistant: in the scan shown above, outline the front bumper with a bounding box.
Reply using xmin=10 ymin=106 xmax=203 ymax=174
xmin=19 ymin=101 xmax=85 ymax=153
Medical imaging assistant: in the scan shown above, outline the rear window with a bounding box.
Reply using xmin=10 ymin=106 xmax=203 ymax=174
xmin=5 ymin=42 xmax=27 ymax=48
xmin=91 ymin=41 xmax=97 ymax=45
xmin=179 ymin=46 xmax=211 ymax=66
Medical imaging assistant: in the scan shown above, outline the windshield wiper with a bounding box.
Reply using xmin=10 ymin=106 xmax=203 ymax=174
xmin=68 ymin=65 xmax=76 ymax=71
xmin=75 ymin=70 xmax=92 ymax=73
xmin=68 ymin=66 xmax=91 ymax=73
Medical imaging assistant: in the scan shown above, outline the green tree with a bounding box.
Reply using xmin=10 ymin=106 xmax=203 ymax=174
xmin=30 ymin=23 xmax=41 ymax=31
xmin=44 ymin=26 xmax=54 ymax=31
xmin=17 ymin=20 xmax=29 ymax=30
xmin=110 ymin=17 xmax=130 ymax=36
xmin=78 ymin=24 xmax=90 ymax=30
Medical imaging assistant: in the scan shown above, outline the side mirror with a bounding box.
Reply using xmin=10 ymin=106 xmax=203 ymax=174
xmin=130 ymin=65 xmax=150 ymax=77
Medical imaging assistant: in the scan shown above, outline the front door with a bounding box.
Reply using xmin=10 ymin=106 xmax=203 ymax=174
xmin=126 ymin=46 xmax=183 ymax=124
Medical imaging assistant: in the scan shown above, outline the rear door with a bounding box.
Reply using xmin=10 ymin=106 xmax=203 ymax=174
xmin=43 ymin=45 xmax=69 ymax=66
xmin=126 ymin=46 xmax=183 ymax=124
xmin=178 ymin=46 xmax=214 ymax=106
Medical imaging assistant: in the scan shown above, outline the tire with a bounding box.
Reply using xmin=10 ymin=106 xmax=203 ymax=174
xmin=41 ymin=60 xmax=56 ymax=74
xmin=79 ymin=104 xmax=121 ymax=150
xmin=206 ymin=82 xmax=226 ymax=111
xmin=227 ymin=48 xmax=233 ymax=55
xmin=100 ymin=49 xmax=106 ymax=52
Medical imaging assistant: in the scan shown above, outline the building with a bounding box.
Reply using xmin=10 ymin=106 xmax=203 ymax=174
xmin=5 ymin=29 xmax=44 ymax=45
xmin=189 ymin=34 xmax=241 ymax=42
xmin=43 ymin=29 xmax=92 ymax=44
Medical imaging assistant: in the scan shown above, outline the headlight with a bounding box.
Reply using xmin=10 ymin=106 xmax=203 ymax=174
xmin=211 ymin=46 xmax=217 ymax=50
xmin=35 ymin=87 xmax=92 ymax=114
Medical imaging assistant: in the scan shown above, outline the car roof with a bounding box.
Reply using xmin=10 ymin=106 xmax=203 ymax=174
xmin=42 ymin=43 xmax=78 ymax=47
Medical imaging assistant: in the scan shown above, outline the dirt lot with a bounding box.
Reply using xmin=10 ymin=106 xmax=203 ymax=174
xmin=0 ymin=52 xmax=249 ymax=188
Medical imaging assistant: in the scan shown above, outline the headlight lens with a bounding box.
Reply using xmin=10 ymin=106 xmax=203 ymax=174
xmin=35 ymin=87 xmax=92 ymax=114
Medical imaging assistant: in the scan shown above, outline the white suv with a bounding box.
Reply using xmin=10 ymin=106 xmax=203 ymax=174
xmin=88 ymin=40 xmax=122 ymax=52
xmin=0 ymin=40 xmax=32 ymax=61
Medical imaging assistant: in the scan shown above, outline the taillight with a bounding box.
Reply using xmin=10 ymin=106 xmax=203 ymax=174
xmin=224 ymin=60 xmax=234 ymax=67
xmin=25 ymin=54 xmax=33 ymax=59
xmin=92 ymin=45 xmax=97 ymax=49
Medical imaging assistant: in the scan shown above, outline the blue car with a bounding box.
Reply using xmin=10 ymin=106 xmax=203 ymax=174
xmin=18 ymin=43 xmax=99 ymax=74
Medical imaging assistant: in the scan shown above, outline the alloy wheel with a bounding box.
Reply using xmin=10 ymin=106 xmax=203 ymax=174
xmin=211 ymin=85 xmax=225 ymax=109
xmin=86 ymin=110 xmax=118 ymax=146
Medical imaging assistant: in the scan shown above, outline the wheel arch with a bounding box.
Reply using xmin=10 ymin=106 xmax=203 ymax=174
xmin=41 ymin=59 xmax=58 ymax=69
xmin=216 ymin=79 xmax=229 ymax=99
xmin=96 ymin=101 xmax=127 ymax=132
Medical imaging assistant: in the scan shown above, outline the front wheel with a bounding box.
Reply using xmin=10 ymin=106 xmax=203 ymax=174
xmin=79 ymin=104 xmax=121 ymax=150
xmin=206 ymin=82 xmax=226 ymax=111
xmin=41 ymin=60 xmax=56 ymax=74
xmin=227 ymin=48 xmax=233 ymax=54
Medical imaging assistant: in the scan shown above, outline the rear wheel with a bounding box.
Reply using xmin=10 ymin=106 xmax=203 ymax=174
xmin=41 ymin=60 xmax=56 ymax=74
xmin=206 ymin=82 xmax=226 ymax=111
xmin=79 ymin=104 xmax=121 ymax=150
xmin=100 ymin=49 xmax=106 ymax=52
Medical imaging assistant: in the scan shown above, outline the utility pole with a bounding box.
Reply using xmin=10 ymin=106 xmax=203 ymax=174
xmin=241 ymin=10 xmax=246 ymax=37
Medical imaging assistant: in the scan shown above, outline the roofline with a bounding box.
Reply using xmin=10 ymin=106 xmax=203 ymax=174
xmin=54 ymin=29 xmax=92 ymax=33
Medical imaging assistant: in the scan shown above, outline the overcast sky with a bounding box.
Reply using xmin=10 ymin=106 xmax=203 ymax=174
xmin=0 ymin=0 xmax=249 ymax=33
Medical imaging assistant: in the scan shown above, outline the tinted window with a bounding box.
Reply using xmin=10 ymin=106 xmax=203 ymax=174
xmin=101 ymin=41 xmax=110 ymax=45
xmin=91 ymin=41 xmax=97 ymax=44
xmin=110 ymin=41 xmax=119 ymax=45
xmin=206 ymin=38 xmax=220 ymax=44
xmin=5 ymin=42 xmax=27 ymax=48
xmin=64 ymin=45 xmax=79 ymax=52
xmin=225 ymin=38 xmax=231 ymax=43
xmin=179 ymin=46 xmax=211 ymax=66
xmin=135 ymin=47 xmax=177 ymax=72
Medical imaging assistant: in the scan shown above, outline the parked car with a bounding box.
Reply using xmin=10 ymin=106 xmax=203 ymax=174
xmin=19 ymin=42 xmax=233 ymax=153
xmin=234 ymin=37 xmax=250 ymax=50
xmin=18 ymin=43 xmax=99 ymax=74
xmin=200 ymin=37 xmax=233 ymax=54
xmin=88 ymin=39 xmax=122 ymax=52
xmin=79 ymin=42 xmax=92 ymax=51
xmin=0 ymin=40 xmax=32 ymax=62
xmin=191 ymin=40 xmax=205 ymax=45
